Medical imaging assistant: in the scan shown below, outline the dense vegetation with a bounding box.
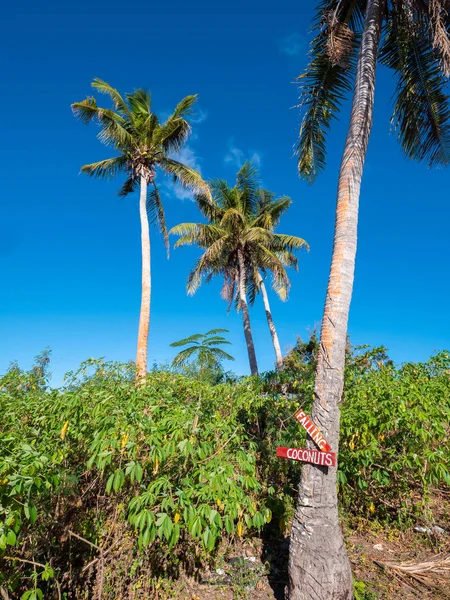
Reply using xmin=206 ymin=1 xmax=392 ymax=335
xmin=1 ymin=344 xmax=449 ymax=599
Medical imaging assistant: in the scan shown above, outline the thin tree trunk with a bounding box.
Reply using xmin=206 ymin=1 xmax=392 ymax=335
xmin=288 ymin=1 xmax=384 ymax=598
xmin=135 ymin=175 xmax=151 ymax=385
xmin=257 ymin=271 xmax=283 ymax=370
xmin=237 ymin=249 xmax=258 ymax=375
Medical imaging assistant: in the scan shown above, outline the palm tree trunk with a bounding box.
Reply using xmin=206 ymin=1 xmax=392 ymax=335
xmin=288 ymin=1 xmax=384 ymax=598
xmin=256 ymin=271 xmax=283 ymax=370
xmin=237 ymin=249 xmax=258 ymax=375
xmin=135 ymin=175 xmax=151 ymax=385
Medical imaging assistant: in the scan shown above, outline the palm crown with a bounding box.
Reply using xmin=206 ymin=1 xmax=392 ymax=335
xmin=170 ymin=162 xmax=308 ymax=304
xmin=72 ymin=78 xmax=209 ymax=247
xmin=298 ymin=0 xmax=450 ymax=182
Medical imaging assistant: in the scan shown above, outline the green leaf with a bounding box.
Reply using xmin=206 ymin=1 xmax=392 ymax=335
xmin=105 ymin=473 xmax=114 ymax=494
xmin=6 ymin=530 xmax=16 ymax=546
xmin=224 ymin=516 xmax=234 ymax=534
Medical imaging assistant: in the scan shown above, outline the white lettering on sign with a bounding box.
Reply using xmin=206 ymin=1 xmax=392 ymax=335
xmin=276 ymin=446 xmax=337 ymax=467
xmin=294 ymin=409 xmax=332 ymax=452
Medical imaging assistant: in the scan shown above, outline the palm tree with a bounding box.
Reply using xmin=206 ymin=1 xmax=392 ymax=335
xmin=72 ymin=79 xmax=209 ymax=385
xmin=170 ymin=328 xmax=234 ymax=378
xmin=170 ymin=163 xmax=307 ymax=374
xmin=292 ymin=2 xmax=450 ymax=598
xmin=247 ymin=190 xmax=309 ymax=370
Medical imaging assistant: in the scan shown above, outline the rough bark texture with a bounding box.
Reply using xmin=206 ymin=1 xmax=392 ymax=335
xmin=257 ymin=272 xmax=283 ymax=370
xmin=237 ymin=249 xmax=258 ymax=375
xmin=135 ymin=176 xmax=151 ymax=385
xmin=288 ymin=1 xmax=384 ymax=599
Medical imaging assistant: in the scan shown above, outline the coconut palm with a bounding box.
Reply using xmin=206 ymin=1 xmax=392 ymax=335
xmin=72 ymin=79 xmax=209 ymax=384
xmin=292 ymin=2 xmax=450 ymax=598
xmin=247 ymin=190 xmax=308 ymax=370
xmin=170 ymin=163 xmax=307 ymax=374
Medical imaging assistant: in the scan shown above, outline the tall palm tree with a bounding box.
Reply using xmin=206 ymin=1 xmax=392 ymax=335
xmin=292 ymin=2 xmax=450 ymax=598
xmin=170 ymin=163 xmax=307 ymax=374
xmin=72 ymin=79 xmax=209 ymax=385
xmin=247 ymin=190 xmax=309 ymax=370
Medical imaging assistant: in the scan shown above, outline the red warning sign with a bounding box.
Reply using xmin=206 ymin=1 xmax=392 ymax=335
xmin=294 ymin=409 xmax=332 ymax=452
xmin=276 ymin=446 xmax=337 ymax=467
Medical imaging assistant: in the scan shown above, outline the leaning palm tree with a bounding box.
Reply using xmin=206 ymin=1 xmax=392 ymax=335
xmin=292 ymin=2 xmax=450 ymax=599
xmin=72 ymin=79 xmax=209 ymax=384
xmin=170 ymin=163 xmax=307 ymax=374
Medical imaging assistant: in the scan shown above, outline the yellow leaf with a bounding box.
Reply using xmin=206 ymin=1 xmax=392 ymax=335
xmin=153 ymin=457 xmax=159 ymax=475
xmin=369 ymin=502 xmax=375 ymax=514
xmin=60 ymin=421 xmax=69 ymax=441
xmin=121 ymin=434 xmax=129 ymax=449
xmin=216 ymin=498 xmax=222 ymax=509
xmin=174 ymin=513 xmax=181 ymax=524
xmin=236 ymin=522 xmax=244 ymax=537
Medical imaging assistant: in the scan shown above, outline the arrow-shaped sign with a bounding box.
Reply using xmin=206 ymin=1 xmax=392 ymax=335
xmin=276 ymin=446 xmax=337 ymax=467
xmin=294 ymin=409 xmax=332 ymax=452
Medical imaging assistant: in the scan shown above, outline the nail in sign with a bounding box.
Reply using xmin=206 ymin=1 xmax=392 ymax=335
xmin=276 ymin=446 xmax=337 ymax=467
xmin=294 ymin=409 xmax=332 ymax=452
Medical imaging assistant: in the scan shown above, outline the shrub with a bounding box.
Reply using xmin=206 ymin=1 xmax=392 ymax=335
xmin=1 ymin=346 xmax=449 ymax=597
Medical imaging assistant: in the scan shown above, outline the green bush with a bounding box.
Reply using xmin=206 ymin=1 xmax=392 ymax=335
xmin=339 ymin=349 xmax=450 ymax=519
xmin=1 ymin=346 xmax=449 ymax=597
xmin=0 ymin=358 xmax=271 ymax=597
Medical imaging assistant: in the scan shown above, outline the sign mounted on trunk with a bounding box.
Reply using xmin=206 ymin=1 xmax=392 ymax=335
xmin=294 ymin=409 xmax=332 ymax=452
xmin=276 ymin=446 xmax=337 ymax=467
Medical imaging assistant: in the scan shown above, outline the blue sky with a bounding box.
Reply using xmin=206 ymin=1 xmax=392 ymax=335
xmin=1 ymin=1 xmax=449 ymax=385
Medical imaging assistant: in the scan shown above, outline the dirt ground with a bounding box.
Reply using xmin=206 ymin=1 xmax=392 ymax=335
xmin=169 ymin=503 xmax=450 ymax=600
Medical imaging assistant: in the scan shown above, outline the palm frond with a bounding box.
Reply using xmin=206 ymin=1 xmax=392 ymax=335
xmin=275 ymin=250 xmax=299 ymax=270
xmin=187 ymin=259 xmax=206 ymax=295
xmin=147 ymin=184 xmax=169 ymax=255
xmin=195 ymin=192 xmax=224 ymax=222
xmin=159 ymin=158 xmax=210 ymax=197
xmin=118 ymin=175 xmax=138 ymax=197
xmin=210 ymin=179 xmax=235 ymax=210
xmin=91 ymin=79 xmax=132 ymax=116
xmin=207 ymin=347 xmax=235 ymax=361
xmin=172 ymin=94 xmax=198 ymax=118
xmin=171 ymin=346 xmax=199 ymax=367
xmin=220 ymin=208 xmax=246 ymax=231
xmin=72 ymin=98 xmax=134 ymax=150
xmin=271 ymin=233 xmax=309 ymax=252
xmin=126 ymin=89 xmax=151 ymax=119
xmin=254 ymin=195 xmax=292 ymax=229
xmin=296 ymin=30 xmax=357 ymax=181
xmin=138 ymin=113 xmax=159 ymax=142
xmin=170 ymin=223 xmax=224 ymax=248
xmin=244 ymin=227 xmax=272 ymax=244
xmin=154 ymin=118 xmax=191 ymax=153
xmin=381 ymin=9 xmax=450 ymax=166
xmin=204 ymin=328 xmax=230 ymax=336
xmin=236 ymin=162 xmax=260 ymax=216
xmin=170 ymin=333 xmax=203 ymax=347
xmin=71 ymin=97 xmax=100 ymax=124
xmin=80 ymin=156 xmax=127 ymax=179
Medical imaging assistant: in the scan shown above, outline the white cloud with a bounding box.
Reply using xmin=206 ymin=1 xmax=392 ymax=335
xmin=278 ymin=32 xmax=305 ymax=56
xmin=224 ymin=141 xmax=262 ymax=169
xmin=164 ymin=145 xmax=203 ymax=201
xmin=191 ymin=108 xmax=208 ymax=124
xmin=159 ymin=106 xmax=207 ymax=126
